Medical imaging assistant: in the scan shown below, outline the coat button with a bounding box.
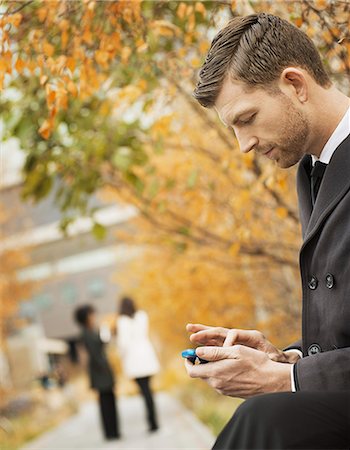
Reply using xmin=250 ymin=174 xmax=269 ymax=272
xmin=308 ymin=276 xmax=318 ymax=290
xmin=325 ymin=273 xmax=335 ymax=289
xmin=308 ymin=344 xmax=322 ymax=356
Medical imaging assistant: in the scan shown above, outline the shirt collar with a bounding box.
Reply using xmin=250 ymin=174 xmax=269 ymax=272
xmin=311 ymin=106 xmax=350 ymax=166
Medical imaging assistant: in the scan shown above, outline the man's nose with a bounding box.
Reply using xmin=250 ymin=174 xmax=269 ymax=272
xmin=235 ymin=130 xmax=258 ymax=154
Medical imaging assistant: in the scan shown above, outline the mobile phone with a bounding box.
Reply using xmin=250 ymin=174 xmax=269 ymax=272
xmin=181 ymin=348 xmax=208 ymax=364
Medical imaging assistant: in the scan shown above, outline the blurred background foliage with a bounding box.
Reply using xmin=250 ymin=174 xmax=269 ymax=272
xmin=1 ymin=0 xmax=350 ymax=441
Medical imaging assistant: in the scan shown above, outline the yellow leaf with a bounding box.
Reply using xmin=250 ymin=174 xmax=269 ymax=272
xmin=67 ymin=80 xmax=78 ymax=97
xmin=95 ymin=50 xmax=109 ymax=67
xmin=195 ymin=2 xmax=206 ymax=16
xmin=137 ymin=79 xmax=147 ymax=91
xmin=276 ymin=207 xmax=288 ymax=219
xmin=178 ymin=48 xmax=186 ymax=58
xmin=37 ymin=7 xmax=47 ymax=22
xmin=152 ymin=20 xmax=181 ymax=37
xmin=277 ymin=177 xmax=287 ymax=191
xmin=66 ymin=57 xmax=76 ymax=73
xmin=61 ymin=30 xmax=68 ymax=50
xmin=229 ymin=242 xmax=240 ymax=256
xmin=191 ymin=57 xmax=201 ymax=68
xmin=15 ymin=58 xmax=25 ymax=74
xmin=315 ymin=0 xmax=327 ymax=8
xmin=40 ymin=75 xmax=48 ymax=85
xmin=59 ymin=19 xmax=69 ymax=31
xmin=7 ymin=13 xmax=22 ymax=27
xmin=177 ymin=2 xmax=187 ymax=20
xmin=199 ymin=41 xmax=209 ymax=53
xmin=82 ymin=29 xmax=93 ymax=45
xmin=121 ymin=47 xmax=131 ymax=64
xmin=43 ymin=41 xmax=54 ymax=57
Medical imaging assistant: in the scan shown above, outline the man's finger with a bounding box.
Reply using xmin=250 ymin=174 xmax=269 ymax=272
xmin=184 ymin=358 xmax=211 ymax=379
xmin=190 ymin=327 xmax=229 ymax=345
xmin=196 ymin=345 xmax=236 ymax=362
xmin=186 ymin=323 xmax=212 ymax=333
xmin=222 ymin=329 xmax=265 ymax=349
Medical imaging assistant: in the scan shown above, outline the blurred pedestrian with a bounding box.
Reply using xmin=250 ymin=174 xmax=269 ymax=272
xmin=116 ymin=296 xmax=160 ymax=432
xmin=74 ymin=305 xmax=120 ymax=440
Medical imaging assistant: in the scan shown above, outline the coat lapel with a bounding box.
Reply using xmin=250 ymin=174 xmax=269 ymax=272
xmin=301 ymin=134 xmax=350 ymax=248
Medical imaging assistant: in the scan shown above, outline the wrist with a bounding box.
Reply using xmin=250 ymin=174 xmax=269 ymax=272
xmin=270 ymin=361 xmax=292 ymax=392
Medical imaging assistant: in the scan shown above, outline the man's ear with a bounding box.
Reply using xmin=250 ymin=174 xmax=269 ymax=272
xmin=279 ymin=68 xmax=308 ymax=103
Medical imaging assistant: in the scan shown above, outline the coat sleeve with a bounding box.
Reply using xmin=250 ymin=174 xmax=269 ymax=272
xmin=295 ymin=347 xmax=350 ymax=390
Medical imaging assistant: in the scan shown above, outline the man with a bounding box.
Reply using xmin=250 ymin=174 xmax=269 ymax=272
xmin=74 ymin=305 xmax=121 ymax=440
xmin=185 ymin=13 xmax=350 ymax=449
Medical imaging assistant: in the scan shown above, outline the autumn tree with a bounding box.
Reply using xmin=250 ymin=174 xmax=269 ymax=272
xmin=0 ymin=205 xmax=34 ymax=350
xmin=1 ymin=1 xmax=349 ymax=349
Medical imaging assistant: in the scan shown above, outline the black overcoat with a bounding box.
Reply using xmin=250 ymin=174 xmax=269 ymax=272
xmin=81 ymin=328 xmax=115 ymax=392
xmin=286 ymin=133 xmax=350 ymax=390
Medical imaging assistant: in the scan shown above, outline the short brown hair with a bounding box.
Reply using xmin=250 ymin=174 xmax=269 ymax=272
xmin=193 ymin=13 xmax=331 ymax=107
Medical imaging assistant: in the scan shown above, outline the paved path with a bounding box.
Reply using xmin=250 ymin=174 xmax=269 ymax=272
xmin=22 ymin=392 xmax=215 ymax=450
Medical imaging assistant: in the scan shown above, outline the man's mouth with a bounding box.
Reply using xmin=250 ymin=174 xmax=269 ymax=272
xmin=264 ymin=148 xmax=275 ymax=159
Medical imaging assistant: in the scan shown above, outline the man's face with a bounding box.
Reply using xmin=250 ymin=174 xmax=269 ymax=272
xmin=215 ymin=77 xmax=310 ymax=168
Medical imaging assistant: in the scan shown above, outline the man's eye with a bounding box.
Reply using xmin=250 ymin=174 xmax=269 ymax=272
xmin=240 ymin=114 xmax=256 ymax=125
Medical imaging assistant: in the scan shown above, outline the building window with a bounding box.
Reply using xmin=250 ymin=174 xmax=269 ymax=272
xmin=87 ymin=278 xmax=106 ymax=299
xmin=61 ymin=283 xmax=77 ymax=305
xmin=19 ymin=301 xmax=37 ymax=320
xmin=33 ymin=292 xmax=53 ymax=311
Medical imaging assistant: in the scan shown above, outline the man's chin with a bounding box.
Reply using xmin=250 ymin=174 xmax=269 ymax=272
xmin=276 ymin=156 xmax=301 ymax=169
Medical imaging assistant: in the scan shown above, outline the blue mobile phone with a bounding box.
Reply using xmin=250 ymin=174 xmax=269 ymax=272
xmin=181 ymin=348 xmax=208 ymax=364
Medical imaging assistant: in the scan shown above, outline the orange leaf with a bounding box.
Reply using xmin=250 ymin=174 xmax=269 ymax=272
xmin=38 ymin=119 xmax=52 ymax=139
xmin=58 ymin=19 xmax=69 ymax=31
xmin=43 ymin=41 xmax=55 ymax=57
xmin=40 ymin=75 xmax=48 ymax=85
xmin=61 ymin=30 xmax=68 ymax=50
xmin=7 ymin=13 xmax=22 ymax=27
xmin=82 ymin=29 xmax=93 ymax=45
xmin=95 ymin=50 xmax=109 ymax=66
xmin=37 ymin=7 xmax=47 ymax=22
xmin=15 ymin=58 xmax=25 ymax=74
xmin=66 ymin=57 xmax=76 ymax=73
xmin=293 ymin=17 xmax=303 ymax=28
xmin=67 ymin=80 xmax=78 ymax=97
xmin=46 ymin=85 xmax=56 ymax=108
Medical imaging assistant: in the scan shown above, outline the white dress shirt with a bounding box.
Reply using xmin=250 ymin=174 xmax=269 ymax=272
xmin=288 ymin=105 xmax=350 ymax=392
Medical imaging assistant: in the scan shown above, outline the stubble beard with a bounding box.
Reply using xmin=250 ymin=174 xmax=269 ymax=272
xmin=275 ymin=98 xmax=310 ymax=169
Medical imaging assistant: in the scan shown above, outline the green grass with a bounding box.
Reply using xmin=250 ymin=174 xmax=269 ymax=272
xmin=175 ymin=380 xmax=244 ymax=436
xmin=0 ymin=398 xmax=77 ymax=450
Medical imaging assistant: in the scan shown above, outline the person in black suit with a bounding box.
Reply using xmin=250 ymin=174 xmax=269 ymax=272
xmin=184 ymin=12 xmax=350 ymax=450
xmin=75 ymin=305 xmax=120 ymax=440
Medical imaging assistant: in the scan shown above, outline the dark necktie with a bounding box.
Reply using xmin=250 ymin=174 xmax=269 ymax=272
xmin=311 ymin=161 xmax=327 ymax=206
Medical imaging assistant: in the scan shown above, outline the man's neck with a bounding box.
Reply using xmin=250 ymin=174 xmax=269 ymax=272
xmin=309 ymin=88 xmax=350 ymax=158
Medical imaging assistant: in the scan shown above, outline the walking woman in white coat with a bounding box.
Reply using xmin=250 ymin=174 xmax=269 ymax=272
xmin=116 ymin=297 xmax=160 ymax=432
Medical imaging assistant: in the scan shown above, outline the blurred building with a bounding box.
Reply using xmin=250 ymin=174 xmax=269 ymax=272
xmin=0 ymin=142 xmax=139 ymax=347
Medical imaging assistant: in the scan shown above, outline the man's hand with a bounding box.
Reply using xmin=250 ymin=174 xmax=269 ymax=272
xmin=184 ymin=345 xmax=292 ymax=398
xmin=187 ymin=323 xmax=300 ymax=364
